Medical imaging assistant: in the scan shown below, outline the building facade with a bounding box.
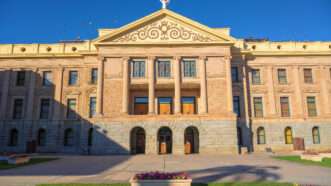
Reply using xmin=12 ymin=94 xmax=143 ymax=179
xmin=0 ymin=9 xmax=331 ymax=155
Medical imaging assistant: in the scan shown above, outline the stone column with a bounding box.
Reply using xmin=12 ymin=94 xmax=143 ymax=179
xmin=96 ymin=57 xmax=105 ymax=116
xmin=267 ymin=66 xmax=276 ymax=116
xmin=225 ymin=56 xmax=234 ymax=112
xmin=293 ymin=66 xmax=304 ymax=117
xmin=174 ymin=56 xmax=181 ymax=114
xmin=0 ymin=70 xmax=10 ymax=119
xmin=122 ymin=57 xmax=130 ymax=114
xmin=26 ymin=69 xmax=37 ymax=120
xmin=148 ymin=57 xmax=155 ymax=114
xmin=199 ymin=56 xmax=208 ymax=114
xmin=242 ymin=62 xmax=250 ymax=123
xmin=320 ymin=66 xmax=329 ymax=115
xmin=53 ymin=67 xmax=64 ymax=120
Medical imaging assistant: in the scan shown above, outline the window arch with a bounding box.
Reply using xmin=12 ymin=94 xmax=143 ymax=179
xmin=285 ymin=127 xmax=293 ymax=144
xmin=37 ymin=128 xmax=46 ymax=146
xmin=8 ymin=128 xmax=18 ymax=146
xmin=312 ymin=127 xmax=320 ymax=144
xmin=257 ymin=127 xmax=266 ymax=144
xmin=64 ymin=128 xmax=74 ymax=146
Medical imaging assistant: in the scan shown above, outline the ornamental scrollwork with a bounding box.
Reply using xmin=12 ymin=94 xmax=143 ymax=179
xmin=113 ymin=19 xmax=216 ymax=42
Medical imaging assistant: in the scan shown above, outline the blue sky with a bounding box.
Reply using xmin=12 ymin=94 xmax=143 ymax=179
xmin=0 ymin=0 xmax=330 ymax=44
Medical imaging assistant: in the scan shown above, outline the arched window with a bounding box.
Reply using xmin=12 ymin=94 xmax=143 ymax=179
xmin=88 ymin=128 xmax=93 ymax=147
xmin=285 ymin=127 xmax=293 ymax=144
xmin=8 ymin=128 xmax=18 ymax=146
xmin=257 ymin=127 xmax=266 ymax=144
xmin=37 ymin=129 xmax=46 ymax=146
xmin=64 ymin=128 xmax=74 ymax=146
xmin=312 ymin=127 xmax=320 ymax=144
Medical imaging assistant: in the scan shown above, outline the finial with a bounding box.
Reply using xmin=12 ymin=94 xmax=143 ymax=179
xmin=160 ymin=0 xmax=170 ymax=9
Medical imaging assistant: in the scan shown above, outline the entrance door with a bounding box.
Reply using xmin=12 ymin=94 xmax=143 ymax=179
xmin=130 ymin=127 xmax=146 ymax=154
xmin=184 ymin=127 xmax=199 ymax=154
xmin=158 ymin=127 xmax=172 ymax=154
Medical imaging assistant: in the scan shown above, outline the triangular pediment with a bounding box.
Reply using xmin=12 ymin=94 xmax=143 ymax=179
xmin=95 ymin=9 xmax=235 ymax=45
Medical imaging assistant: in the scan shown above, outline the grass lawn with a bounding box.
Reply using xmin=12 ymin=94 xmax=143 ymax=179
xmin=0 ymin=158 xmax=58 ymax=170
xmin=37 ymin=182 xmax=293 ymax=186
xmin=274 ymin=155 xmax=331 ymax=168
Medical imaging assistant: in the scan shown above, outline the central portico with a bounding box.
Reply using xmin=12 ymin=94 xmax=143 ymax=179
xmin=88 ymin=9 xmax=239 ymax=155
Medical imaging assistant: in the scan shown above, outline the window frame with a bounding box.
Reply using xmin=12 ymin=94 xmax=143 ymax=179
xmin=39 ymin=98 xmax=51 ymax=120
xmin=257 ymin=127 xmax=266 ymax=145
xmin=253 ymin=97 xmax=264 ymax=118
xmin=89 ymin=97 xmax=97 ymax=118
xmin=233 ymin=96 xmax=241 ymax=117
xmin=37 ymin=128 xmax=47 ymax=147
xmin=68 ymin=70 xmax=79 ymax=86
xmin=231 ymin=66 xmax=239 ymax=83
xmin=64 ymin=128 xmax=74 ymax=147
xmin=90 ymin=68 xmax=98 ymax=84
xmin=66 ymin=98 xmax=77 ymax=119
xmin=12 ymin=98 xmax=24 ymax=120
xmin=284 ymin=127 xmax=293 ymax=144
xmin=16 ymin=71 xmax=26 ymax=86
xmin=280 ymin=96 xmax=290 ymax=117
xmin=42 ymin=71 xmax=52 ymax=87
xmin=131 ymin=60 xmax=146 ymax=78
xmin=307 ymin=96 xmax=318 ymax=117
xmin=303 ymin=68 xmax=313 ymax=84
xmin=312 ymin=127 xmax=321 ymax=144
xmin=182 ymin=60 xmax=197 ymax=78
xmin=157 ymin=60 xmax=171 ymax=78
xmin=277 ymin=68 xmax=288 ymax=84
xmin=251 ymin=69 xmax=261 ymax=85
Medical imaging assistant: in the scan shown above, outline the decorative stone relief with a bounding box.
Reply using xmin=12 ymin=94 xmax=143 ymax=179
xmin=113 ymin=18 xmax=217 ymax=43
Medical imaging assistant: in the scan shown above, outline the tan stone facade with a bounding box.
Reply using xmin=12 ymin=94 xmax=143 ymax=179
xmin=0 ymin=9 xmax=331 ymax=154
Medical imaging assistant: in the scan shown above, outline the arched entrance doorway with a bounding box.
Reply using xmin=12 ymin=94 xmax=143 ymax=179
xmin=130 ymin=127 xmax=146 ymax=154
xmin=158 ymin=127 xmax=172 ymax=154
xmin=184 ymin=126 xmax=199 ymax=154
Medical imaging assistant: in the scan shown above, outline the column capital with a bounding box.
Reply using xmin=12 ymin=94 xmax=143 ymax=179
xmin=147 ymin=56 xmax=156 ymax=61
xmin=173 ymin=56 xmax=182 ymax=61
xmin=224 ymin=55 xmax=232 ymax=61
xmin=199 ymin=56 xmax=207 ymax=61
xmin=97 ymin=56 xmax=107 ymax=61
xmin=122 ymin=56 xmax=131 ymax=61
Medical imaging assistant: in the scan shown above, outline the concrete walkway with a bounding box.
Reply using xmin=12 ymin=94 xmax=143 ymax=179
xmin=0 ymin=154 xmax=331 ymax=186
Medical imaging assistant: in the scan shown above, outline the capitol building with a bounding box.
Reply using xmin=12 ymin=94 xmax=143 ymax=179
xmin=0 ymin=7 xmax=330 ymax=155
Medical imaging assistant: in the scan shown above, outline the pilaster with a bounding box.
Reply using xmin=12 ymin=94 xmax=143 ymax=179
xmin=96 ymin=57 xmax=105 ymax=116
xmin=174 ymin=56 xmax=181 ymax=114
xmin=122 ymin=57 xmax=130 ymax=114
xmin=199 ymin=56 xmax=207 ymax=114
xmin=148 ymin=56 xmax=156 ymax=114
xmin=225 ymin=56 xmax=233 ymax=112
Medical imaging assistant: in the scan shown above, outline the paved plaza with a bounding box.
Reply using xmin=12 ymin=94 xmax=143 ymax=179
xmin=0 ymin=154 xmax=331 ymax=186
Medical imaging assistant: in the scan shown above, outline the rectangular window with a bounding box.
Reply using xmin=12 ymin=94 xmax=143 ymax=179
xmin=158 ymin=97 xmax=172 ymax=115
xmin=183 ymin=60 xmax=196 ymax=77
xmin=42 ymin=71 xmax=52 ymax=86
xmin=89 ymin=97 xmax=97 ymax=118
xmin=132 ymin=61 xmax=145 ymax=78
xmin=40 ymin=98 xmax=50 ymax=119
xmin=233 ymin=96 xmax=241 ymax=117
xmin=231 ymin=67 xmax=239 ymax=82
xmin=13 ymin=98 xmax=23 ymax=119
xmin=91 ymin=68 xmax=98 ymax=84
xmin=134 ymin=97 xmax=148 ymax=115
xmin=68 ymin=71 xmax=78 ymax=85
xmin=280 ymin=97 xmax=290 ymax=117
xmin=181 ymin=97 xmax=196 ymax=115
xmin=304 ymin=68 xmax=313 ymax=83
xmin=158 ymin=60 xmax=171 ymax=78
xmin=67 ymin=99 xmax=77 ymax=119
xmin=16 ymin=71 xmax=26 ymax=86
xmin=307 ymin=96 xmax=317 ymax=117
xmin=253 ymin=97 xmax=263 ymax=118
xmin=252 ymin=69 xmax=261 ymax=85
xmin=277 ymin=69 xmax=287 ymax=84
